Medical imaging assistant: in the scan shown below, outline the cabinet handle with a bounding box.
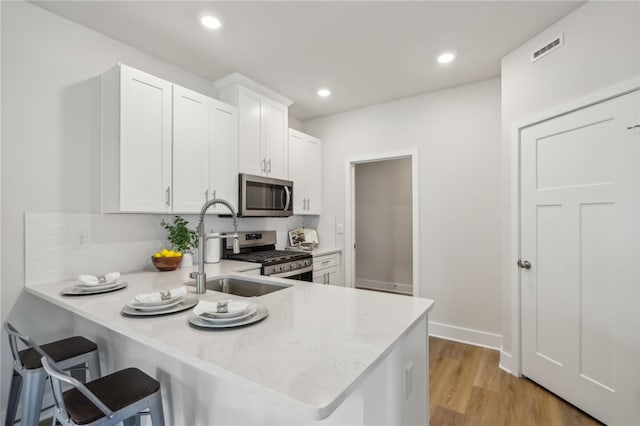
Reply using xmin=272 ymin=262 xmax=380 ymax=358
xmin=307 ymin=198 xmax=310 ymax=211
xmin=267 ymin=159 xmax=272 ymax=173
xmin=321 ymin=260 xmax=330 ymax=265
xmin=166 ymin=186 xmax=171 ymax=207
xmin=261 ymin=158 xmax=266 ymax=173
xmin=205 ymin=189 xmax=209 ymax=202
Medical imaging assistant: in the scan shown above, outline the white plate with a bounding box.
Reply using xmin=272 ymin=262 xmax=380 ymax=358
xmin=188 ymin=305 xmax=268 ymax=329
xmin=121 ymin=295 xmax=198 ymax=317
xmin=198 ymin=305 xmax=257 ymax=323
xmin=127 ymin=296 xmax=185 ymax=312
xmin=73 ymin=280 xmax=122 ymax=291
xmin=196 ymin=300 xmax=251 ymax=319
xmin=132 ymin=294 xmax=184 ymax=307
xmin=61 ymin=282 xmax=128 ymax=296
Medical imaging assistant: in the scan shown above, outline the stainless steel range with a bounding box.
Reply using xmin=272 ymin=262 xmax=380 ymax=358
xmin=223 ymin=231 xmax=313 ymax=281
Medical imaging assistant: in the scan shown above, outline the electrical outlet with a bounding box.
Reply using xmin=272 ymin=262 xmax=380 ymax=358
xmin=336 ymin=223 xmax=344 ymax=234
xmin=72 ymin=221 xmax=90 ymax=249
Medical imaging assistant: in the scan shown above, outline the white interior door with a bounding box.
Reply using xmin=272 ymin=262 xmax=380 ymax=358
xmin=520 ymin=90 xmax=639 ymax=425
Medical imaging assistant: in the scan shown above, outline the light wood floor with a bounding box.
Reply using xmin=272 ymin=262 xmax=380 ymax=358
xmin=429 ymin=337 xmax=603 ymax=426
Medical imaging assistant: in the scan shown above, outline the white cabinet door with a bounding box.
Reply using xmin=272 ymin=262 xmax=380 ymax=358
xmin=208 ymin=99 xmax=239 ymax=214
xmin=237 ymin=88 xmax=265 ymax=176
xmin=288 ymin=129 xmax=322 ymax=215
xmin=264 ymin=100 xmax=288 ymax=179
xmin=172 ymin=85 xmax=209 ymax=213
xmin=288 ymin=130 xmax=307 ymax=214
xmin=110 ymin=65 xmax=172 ymax=212
xmin=520 ymin=91 xmax=639 ymax=425
xmin=305 ymin=136 xmax=322 ymax=214
xmin=219 ymin=85 xmax=289 ymax=179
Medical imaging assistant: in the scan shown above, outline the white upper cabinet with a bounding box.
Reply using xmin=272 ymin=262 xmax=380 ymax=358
xmin=103 ymin=64 xmax=238 ymax=214
xmin=172 ymin=87 xmax=239 ymax=214
xmin=172 ymin=85 xmax=209 ymax=213
xmin=218 ymin=84 xmax=289 ymax=180
xmin=102 ymin=64 xmax=173 ymax=213
xmin=288 ymin=129 xmax=322 ymax=215
xmin=208 ymin=99 xmax=239 ymax=214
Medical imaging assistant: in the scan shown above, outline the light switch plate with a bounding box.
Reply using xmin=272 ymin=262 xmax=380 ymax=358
xmin=336 ymin=223 xmax=344 ymax=234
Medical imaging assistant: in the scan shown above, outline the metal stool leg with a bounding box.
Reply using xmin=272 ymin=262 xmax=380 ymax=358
xmin=21 ymin=370 xmax=47 ymax=426
xmin=4 ymin=371 xmax=22 ymax=426
xmin=123 ymin=417 xmax=140 ymax=426
xmin=86 ymin=350 xmax=101 ymax=380
xmin=148 ymin=392 xmax=165 ymax=426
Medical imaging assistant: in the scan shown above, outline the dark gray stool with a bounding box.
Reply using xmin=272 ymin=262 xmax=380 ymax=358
xmin=4 ymin=323 xmax=101 ymax=426
xmin=42 ymin=356 xmax=165 ymax=426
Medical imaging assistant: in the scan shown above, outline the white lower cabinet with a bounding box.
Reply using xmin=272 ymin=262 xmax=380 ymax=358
xmin=313 ymin=252 xmax=340 ymax=285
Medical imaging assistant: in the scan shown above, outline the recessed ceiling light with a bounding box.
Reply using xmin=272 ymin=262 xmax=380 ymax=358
xmin=317 ymin=88 xmax=331 ymax=97
xmin=437 ymin=52 xmax=456 ymax=64
xmin=201 ymin=15 xmax=222 ymax=30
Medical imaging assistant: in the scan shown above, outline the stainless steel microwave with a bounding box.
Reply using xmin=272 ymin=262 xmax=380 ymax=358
xmin=239 ymin=174 xmax=293 ymax=217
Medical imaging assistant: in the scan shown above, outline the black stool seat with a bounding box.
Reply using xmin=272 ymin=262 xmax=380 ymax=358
xmin=19 ymin=336 xmax=98 ymax=369
xmin=63 ymin=368 xmax=160 ymax=425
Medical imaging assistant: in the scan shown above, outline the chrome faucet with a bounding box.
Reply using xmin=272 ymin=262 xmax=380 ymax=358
xmin=190 ymin=194 xmax=240 ymax=294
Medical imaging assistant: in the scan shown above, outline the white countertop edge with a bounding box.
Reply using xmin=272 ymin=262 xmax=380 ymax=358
xmin=311 ymin=248 xmax=342 ymax=257
xmin=314 ymin=305 xmax=432 ymax=419
xmin=25 ymin=270 xmax=433 ymax=420
xmin=24 ymin=284 xmax=326 ymax=419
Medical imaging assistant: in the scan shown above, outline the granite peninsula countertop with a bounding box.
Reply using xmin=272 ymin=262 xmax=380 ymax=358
xmin=26 ymin=260 xmax=433 ymax=420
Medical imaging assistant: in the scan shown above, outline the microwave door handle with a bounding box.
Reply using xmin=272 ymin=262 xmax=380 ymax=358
xmin=283 ymin=186 xmax=291 ymax=211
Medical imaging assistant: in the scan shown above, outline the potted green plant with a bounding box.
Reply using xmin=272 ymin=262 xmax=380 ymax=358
xmin=160 ymin=216 xmax=198 ymax=268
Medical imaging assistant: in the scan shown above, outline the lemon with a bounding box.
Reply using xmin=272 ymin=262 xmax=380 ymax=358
xmin=166 ymin=251 xmax=175 ymax=257
xmin=175 ymin=251 xmax=182 ymax=257
xmin=153 ymin=252 xmax=162 ymax=258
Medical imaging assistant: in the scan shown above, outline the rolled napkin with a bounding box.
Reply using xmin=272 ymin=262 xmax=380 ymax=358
xmin=193 ymin=300 xmax=250 ymax=317
xmin=134 ymin=286 xmax=187 ymax=304
xmin=77 ymin=272 xmax=121 ymax=286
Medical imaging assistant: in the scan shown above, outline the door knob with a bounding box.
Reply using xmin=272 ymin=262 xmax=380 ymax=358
xmin=517 ymin=259 xmax=531 ymax=269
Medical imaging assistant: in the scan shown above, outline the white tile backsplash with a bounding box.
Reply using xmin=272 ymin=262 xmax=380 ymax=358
xmin=25 ymin=213 xmax=165 ymax=286
xmin=24 ymin=212 xmax=320 ymax=286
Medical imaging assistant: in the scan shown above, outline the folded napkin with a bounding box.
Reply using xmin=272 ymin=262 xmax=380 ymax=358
xmin=77 ymin=272 xmax=121 ymax=286
xmin=134 ymin=286 xmax=187 ymax=304
xmin=193 ymin=300 xmax=249 ymax=316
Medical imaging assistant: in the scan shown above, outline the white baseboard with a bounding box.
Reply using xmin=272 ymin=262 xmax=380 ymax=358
xmin=355 ymin=278 xmax=412 ymax=295
xmin=499 ymin=350 xmax=517 ymax=375
xmin=428 ymin=321 xmax=502 ymax=350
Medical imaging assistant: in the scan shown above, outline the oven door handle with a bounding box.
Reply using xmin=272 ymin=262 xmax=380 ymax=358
xmin=269 ymin=265 xmax=312 ymax=278
xmin=282 ymin=186 xmax=291 ymax=211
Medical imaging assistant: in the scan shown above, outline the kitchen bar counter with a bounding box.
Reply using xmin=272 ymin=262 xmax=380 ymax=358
xmin=26 ymin=262 xmax=433 ymax=424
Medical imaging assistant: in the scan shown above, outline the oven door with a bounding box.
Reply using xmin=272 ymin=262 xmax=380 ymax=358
xmin=268 ymin=265 xmax=313 ymax=282
xmin=240 ymin=174 xmax=293 ymax=217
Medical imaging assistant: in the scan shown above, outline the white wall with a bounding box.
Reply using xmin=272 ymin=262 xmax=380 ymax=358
xmin=305 ymin=78 xmax=502 ymax=342
xmin=355 ymin=158 xmax=412 ymax=292
xmin=0 ymin=0 xmax=304 ymax=413
xmin=500 ymin=0 xmax=640 ymax=363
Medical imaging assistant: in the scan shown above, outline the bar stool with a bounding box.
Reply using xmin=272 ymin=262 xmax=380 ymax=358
xmin=42 ymin=356 xmax=165 ymax=426
xmin=4 ymin=323 xmax=102 ymax=426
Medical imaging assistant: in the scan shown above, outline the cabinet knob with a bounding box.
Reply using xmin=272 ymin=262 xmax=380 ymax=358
xmin=517 ymin=259 xmax=531 ymax=269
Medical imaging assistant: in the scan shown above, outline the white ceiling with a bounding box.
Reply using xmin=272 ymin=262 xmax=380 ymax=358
xmin=32 ymin=1 xmax=584 ymax=120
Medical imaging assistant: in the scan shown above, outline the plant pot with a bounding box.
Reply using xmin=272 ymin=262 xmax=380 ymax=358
xmin=180 ymin=253 xmax=194 ymax=268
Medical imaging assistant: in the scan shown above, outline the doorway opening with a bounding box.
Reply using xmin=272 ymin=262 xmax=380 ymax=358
xmin=345 ymin=150 xmax=419 ymax=296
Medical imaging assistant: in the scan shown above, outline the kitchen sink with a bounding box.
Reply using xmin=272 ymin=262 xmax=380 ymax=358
xmin=202 ymin=276 xmax=292 ymax=297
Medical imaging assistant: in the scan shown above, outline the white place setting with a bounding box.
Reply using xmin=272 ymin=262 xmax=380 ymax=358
xmin=188 ymin=299 xmax=268 ymax=329
xmin=60 ymin=272 xmax=128 ymax=296
xmin=121 ymin=286 xmax=198 ymax=317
